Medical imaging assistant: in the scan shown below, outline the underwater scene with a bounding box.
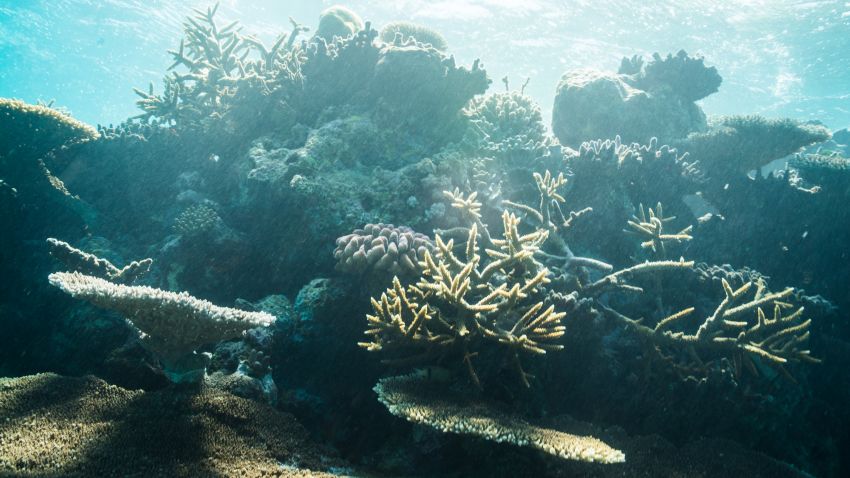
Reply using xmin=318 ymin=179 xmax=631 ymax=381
xmin=1 ymin=1 xmax=849 ymax=476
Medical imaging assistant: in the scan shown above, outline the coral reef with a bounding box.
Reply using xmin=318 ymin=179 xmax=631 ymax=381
xmin=675 ymin=115 xmax=831 ymax=180
xmin=334 ymin=223 xmax=435 ymax=279
xmin=551 ymin=52 xmax=713 ymax=146
xmin=0 ymin=98 xmax=98 ymax=161
xmin=315 ymin=5 xmax=363 ymax=41
xmin=47 ymin=237 xmax=152 ymax=283
xmin=623 ymin=50 xmax=721 ymax=103
xmin=375 ymin=371 xmax=625 ymax=463
xmin=1 ymin=4 xmax=847 ymax=477
xmin=379 ymin=21 xmax=448 ymax=51
xmin=48 ymin=271 xmax=274 ymax=370
xmin=0 ymin=373 xmax=343 ymax=476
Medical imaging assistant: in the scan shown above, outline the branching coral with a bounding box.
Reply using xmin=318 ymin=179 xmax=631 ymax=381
xmin=362 ymin=171 xmax=697 ymax=389
xmin=46 ymin=238 xmax=152 ymax=284
xmin=374 ymin=371 xmax=625 ymax=463
xmin=48 ymin=271 xmax=275 ymax=367
xmin=133 ymin=3 xmax=307 ymax=127
xmin=607 ymin=277 xmax=819 ymax=381
xmin=625 ymin=203 xmax=693 ymax=258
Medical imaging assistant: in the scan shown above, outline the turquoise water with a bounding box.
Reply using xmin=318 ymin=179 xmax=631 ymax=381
xmin=2 ymin=2 xmax=850 ymax=477
xmin=3 ymin=0 xmax=849 ymax=128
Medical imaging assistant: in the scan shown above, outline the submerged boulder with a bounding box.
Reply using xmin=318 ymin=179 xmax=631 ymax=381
xmin=552 ymin=68 xmax=706 ymax=147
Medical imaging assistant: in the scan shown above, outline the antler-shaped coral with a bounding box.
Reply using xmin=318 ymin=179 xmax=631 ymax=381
xmin=625 ymin=202 xmax=693 ymax=257
xmin=610 ymin=278 xmax=818 ymax=379
xmin=360 ymin=193 xmax=563 ymax=387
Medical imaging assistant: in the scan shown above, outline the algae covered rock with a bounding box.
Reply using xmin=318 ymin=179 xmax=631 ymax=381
xmin=551 ymin=69 xmax=706 ymax=147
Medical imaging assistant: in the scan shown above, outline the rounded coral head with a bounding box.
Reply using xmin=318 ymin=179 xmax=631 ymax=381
xmin=315 ymin=5 xmax=363 ymax=41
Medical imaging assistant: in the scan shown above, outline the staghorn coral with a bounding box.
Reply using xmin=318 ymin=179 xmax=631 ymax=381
xmin=48 ymin=271 xmax=275 ymax=368
xmin=625 ymin=202 xmax=693 ymax=259
xmin=133 ymin=3 xmax=307 ymax=129
xmin=374 ymin=371 xmax=625 ymax=463
xmin=361 ymin=172 xmax=695 ymax=389
xmin=334 ymin=223 xmax=435 ymax=278
xmin=379 ymin=21 xmax=448 ymax=51
xmin=605 ymin=274 xmax=818 ymax=380
xmin=47 ymin=237 xmax=152 ymax=284
xmin=0 ymin=373 xmax=342 ymax=477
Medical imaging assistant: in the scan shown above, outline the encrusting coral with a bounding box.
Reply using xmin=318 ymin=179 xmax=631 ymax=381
xmin=334 ymin=223 xmax=435 ymax=278
xmin=374 ymin=370 xmax=626 ymax=463
xmin=48 ymin=271 xmax=274 ymax=368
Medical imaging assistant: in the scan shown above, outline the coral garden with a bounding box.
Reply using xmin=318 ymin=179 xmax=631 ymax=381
xmin=1 ymin=3 xmax=849 ymax=477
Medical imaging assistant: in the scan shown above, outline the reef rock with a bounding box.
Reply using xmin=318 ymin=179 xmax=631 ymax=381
xmin=552 ymin=69 xmax=706 ymax=147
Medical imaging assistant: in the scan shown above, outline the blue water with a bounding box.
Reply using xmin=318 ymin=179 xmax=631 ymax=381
xmin=2 ymin=0 xmax=849 ymax=128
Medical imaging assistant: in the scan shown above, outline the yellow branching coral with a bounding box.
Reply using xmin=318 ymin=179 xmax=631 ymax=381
xmin=360 ymin=198 xmax=560 ymax=386
xmin=374 ymin=371 xmax=625 ymax=463
xmin=625 ymin=202 xmax=692 ymax=257
xmin=611 ymin=277 xmax=818 ymax=378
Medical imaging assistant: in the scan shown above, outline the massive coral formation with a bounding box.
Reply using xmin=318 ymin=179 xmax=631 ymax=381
xmin=623 ymin=50 xmax=722 ymax=103
xmin=374 ymin=371 xmax=625 ymax=463
xmin=551 ymin=51 xmax=715 ymax=146
xmin=334 ymin=223 xmax=435 ymax=278
xmin=0 ymin=373 xmax=341 ymax=477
